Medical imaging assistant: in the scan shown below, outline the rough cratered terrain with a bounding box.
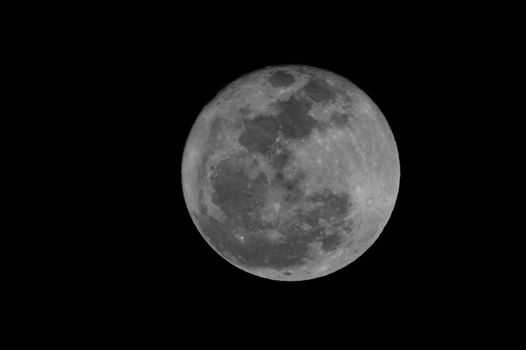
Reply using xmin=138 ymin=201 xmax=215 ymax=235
xmin=182 ymin=66 xmax=400 ymax=281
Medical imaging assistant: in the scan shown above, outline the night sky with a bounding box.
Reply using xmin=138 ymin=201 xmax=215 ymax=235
xmin=9 ymin=7 xmax=520 ymax=334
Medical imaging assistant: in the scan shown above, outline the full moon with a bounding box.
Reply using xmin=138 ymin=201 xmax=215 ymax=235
xmin=182 ymin=65 xmax=400 ymax=281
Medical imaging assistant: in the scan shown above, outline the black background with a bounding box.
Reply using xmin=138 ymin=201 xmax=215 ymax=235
xmin=11 ymin=7 xmax=521 ymax=334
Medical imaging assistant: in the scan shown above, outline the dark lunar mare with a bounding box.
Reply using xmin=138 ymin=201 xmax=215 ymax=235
xmin=197 ymin=176 xmax=352 ymax=269
xmin=301 ymin=77 xmax=338 ymax=103
xmin=238 ymin=94 xmax=319 ymax=154
xmin=210 ymin=155 xmax=268 ymax=230
xmin=238 ymin=115 xmax=280 ymax=154
xmin=198 ymin=147 xmax=353 ymax=270
xmin=200 ymin=150 xmax=317 ymax=269
xmin=276 ymin=96 xmax=318 ymax=139
xmin=268 ymin=70 xmax=295 ymax=88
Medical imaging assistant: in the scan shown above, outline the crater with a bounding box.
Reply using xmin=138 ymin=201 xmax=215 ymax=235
xmin=268 ymin=70 xmax=295 ymax=88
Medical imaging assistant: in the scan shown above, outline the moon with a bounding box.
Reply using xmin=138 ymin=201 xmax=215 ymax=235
xmin=182 ymin=65 xmax=400 ymax=281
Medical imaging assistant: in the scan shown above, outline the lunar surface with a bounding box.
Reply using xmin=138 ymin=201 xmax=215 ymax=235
xmin=182 ymin=65 xmax=400 ymax=281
